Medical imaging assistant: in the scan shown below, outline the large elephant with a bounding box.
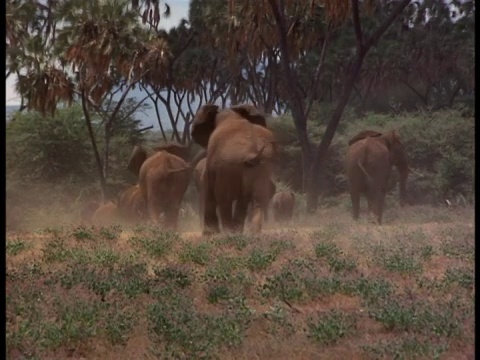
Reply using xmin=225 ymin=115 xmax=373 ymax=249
xmin=128 ymin=142 xmax=194 ymax=230
xmin=194 ymin=156 xmax=275 ymax=226
xmin=345 ymin=129 xmax=410 ymax=224
xmin=271 ymin=191 xmax=295 ymax=222
xmin=116 ymin=184 xmax=147 ymax=223
xmin=191 ymin=103 xmax=278 ymax=235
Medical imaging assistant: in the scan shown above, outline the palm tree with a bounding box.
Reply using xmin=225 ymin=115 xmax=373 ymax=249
xmin=11 ymin=0 xmax=172 ymax=201
xmin=51 ymin=0 xmax=171 ymax=199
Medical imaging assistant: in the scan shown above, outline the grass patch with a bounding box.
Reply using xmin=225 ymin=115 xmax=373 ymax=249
xmin=6 ymin=205 xmax=475 ymax=359
xmin=130 ymin=231 xmax=178 ymax=258
xmin=262 ymin=302 xmax=295 ymax=335
xmin=306 ymin=310 xmax=357 ymax=345
xmin=179 ymin=242 xmax=212 ymax=265
xmin=99 ymin=225 xmax=122 ymax=240
xmin=148 ymin=289 xmax=253 ymax=359
xmin=371 ymin=244 xmax=423 ymax=275
xmin=215 ymin=234 xmax=250 ymax=250
xmin=362 ymin=336 xmax=448 ymax=359
xmin=246 ymin=248 xmax=276 ymax=271
xmin=154 ymin=265 xmax=194 ymax=289
xmin=310 ymin=224 xmax=342 ymax=242
xmin=71 ymin=226 xmax=95 ymax=241
xmin=204 ymin=256 xmax=252 ymax=303
xmin=443 ymin=267 xmax=474 ymax=289
xmin=6 ymin=239 xmax=31 ymax=256
xmin=369 ymin=297 xmax=467 ymax=337
xmin=314 ymin=241 xmax=341 ymax=258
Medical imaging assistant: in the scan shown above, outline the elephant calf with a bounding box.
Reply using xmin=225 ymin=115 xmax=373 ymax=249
xmin=271 ymin=191 xmax=295 ymax=222
xmin=91 ymin=201 xmax=120 ymax=226
xmin=128 ymin=142 xmax=203 ymax=230
xmin=116 ymin=184 xmax=147 ymax=224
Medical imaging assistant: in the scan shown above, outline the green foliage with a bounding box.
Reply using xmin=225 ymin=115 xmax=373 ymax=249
xmin=270 ymin=108 xmax=474 ymax=205
xmin=246 ymin=248 xmax=277 ymax=272
xmin=6 ymin=105 xmax=94 ymax=183
xmin=6 ymin=240 xmax=31 ymax=256
xmin=369 ymin=297 xmax=467 ymax=338
xmin=306 ymin=310 xmax=357 ymax=345
xmin=148 ymin=289 xmax=253 ymax=359
xmin=362 ymin=336 xmax=448 ymax=360
xmin=129 ymin=231 xmax=179 ymax=258
xmin=155 ymin=265 xmax=193 ymax=289
xmin=179 ymin=243 xmax=212 ymax=266
xmin=6 ymin=102 xmax=147 ymax=231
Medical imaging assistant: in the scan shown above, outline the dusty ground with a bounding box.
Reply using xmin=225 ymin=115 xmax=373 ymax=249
xmin=6 ymin=204 xmax=475 ymax=360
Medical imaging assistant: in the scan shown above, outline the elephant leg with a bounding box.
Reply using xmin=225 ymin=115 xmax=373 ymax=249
xmin=164 ymin=200 xmax=181 ymax=231
xmin=218 ymin=198 xmax=234 ymax=232
xmin=249 ymin=201 xmax=264 ymax=234
xmin=264 ymin=206 xmax=269 ymax=223
xmin=203 ymin=171 xmax=220 ymax=235
xmin=146 ymin=195 xmax=162 ymax=225
xmin=376 ymin=191 xmax=387 ymax=225
xmin=198 ymin=192 xmax=204 ymax=223
xmin=232 ymin=196 xmax=250 ymax=233
xmin=350 ymin=191 xmax=360 ymax=220
xmin=367 ymin=192 xmax=374 ymax=214
xmin=273 ymin=208 xmax=280 ymax=222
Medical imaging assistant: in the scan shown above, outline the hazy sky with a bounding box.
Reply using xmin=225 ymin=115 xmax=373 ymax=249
xmin=5 ymin=0 xmax=190 ymax=106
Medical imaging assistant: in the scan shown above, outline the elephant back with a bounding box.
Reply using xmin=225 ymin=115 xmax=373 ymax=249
xmin=208 ymin=121 xmax=277 ymax=166
xmin=139 ymin=150 xmax=191 ymax=184
xmin=153 ymin=142 xmax=190 ymax=162
xmin=348 ymin=130 xmax=383 ymax=146
xmin=92 ymin=202 xmax=119 ymax=226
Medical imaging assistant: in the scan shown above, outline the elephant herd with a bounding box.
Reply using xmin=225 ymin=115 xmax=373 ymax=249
xmin=85 ymin=103 xmax=411 ymax=233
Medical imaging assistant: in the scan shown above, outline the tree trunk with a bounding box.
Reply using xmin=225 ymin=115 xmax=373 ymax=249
xmin=81 ymin=92 xmax=107 ymax=202
xmin=306 ymin=0 xmax=412 ymax=213
xmin=102 ymin=124 xmax=110 ymax=181
xmin=306 ymin=55 xmax=366 ymax=212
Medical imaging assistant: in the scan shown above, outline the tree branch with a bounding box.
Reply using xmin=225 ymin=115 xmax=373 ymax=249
xmin=351 ymin=0 xmax=364 ymax=54
xmin=365 ymin=0 xmax=412 ymax=51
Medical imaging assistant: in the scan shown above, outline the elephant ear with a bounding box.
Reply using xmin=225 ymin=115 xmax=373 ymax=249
xmin=191 ymin=104 xmax=219 ymax=148
xmin=230 ymin=104 xmax=268 ymax=127
xmin=348 ymin=130 xmax=383 ymax=146
xmin=128 ymin=145 xmax=148 ymax=177
xmin=382 ymin=129 xmax=403 ymax=149
xmin=153 ymin=142 xmax=190 ymax=161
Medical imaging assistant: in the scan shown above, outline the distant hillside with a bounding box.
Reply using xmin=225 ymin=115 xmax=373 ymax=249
xmin=6 ymin=105 xmax=20 ymax=122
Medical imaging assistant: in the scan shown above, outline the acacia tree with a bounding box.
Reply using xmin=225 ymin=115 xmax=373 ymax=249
xmin=221 ymin=0 xmax=412 ymax=211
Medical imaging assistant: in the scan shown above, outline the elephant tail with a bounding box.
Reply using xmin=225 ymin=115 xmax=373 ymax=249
xmin=357 ymin=147 xmax=374 ymax=185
